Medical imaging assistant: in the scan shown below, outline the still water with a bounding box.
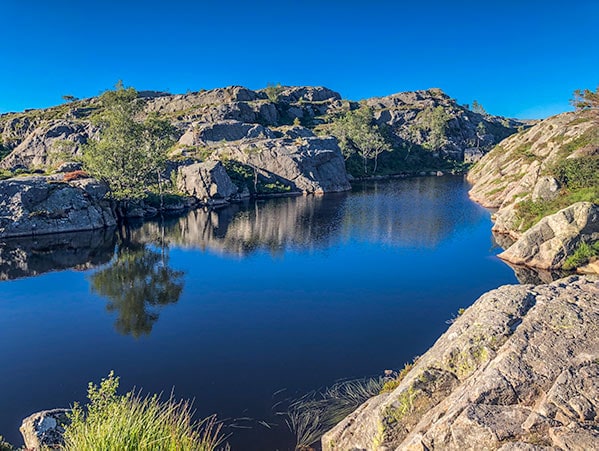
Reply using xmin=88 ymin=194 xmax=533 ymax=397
xmin=0 ymin=176 xmax=520 ymax=449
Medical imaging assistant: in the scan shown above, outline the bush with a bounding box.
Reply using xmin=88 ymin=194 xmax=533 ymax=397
xmin=552 ymin=156 xmax=599 ymax=190
xmin=563 ymin=241 xmax=599 ymax=270
xmin=63 ymin=371 xmax=223 ymax=451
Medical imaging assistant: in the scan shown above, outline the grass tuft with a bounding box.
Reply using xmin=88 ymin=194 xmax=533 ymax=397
xmin=62 ymin=371 xmax=225 ymax=451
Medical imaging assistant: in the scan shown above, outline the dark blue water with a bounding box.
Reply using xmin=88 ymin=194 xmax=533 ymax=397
xmin=0 ymin=176 xmax=518 ymax=449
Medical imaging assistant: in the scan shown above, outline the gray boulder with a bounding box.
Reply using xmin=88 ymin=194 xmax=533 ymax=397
xmin=322 ymin=276 xmax=599 ymax=450
xmin=20 ymin=408 xmax=71 ymax=450
xmin=499 ymin=202 xmax=599 ymax=270
xmin=213 ymin=137 xmax=351 ymax=194
xmin=55 ymin=161 xmax=83 ymax=173
xmin=531 ymin=176 xmax=560 ymax=202
xmin=176 ymin=160 xmax=238 ymax=203
xmin=0 ymin=176 xmax=116 ymax=238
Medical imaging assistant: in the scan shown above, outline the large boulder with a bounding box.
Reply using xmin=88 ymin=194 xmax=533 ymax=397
xmin=0 ymin=176 xmax=116 ymax=238
xmin=213 ymin=136 xmax=351 ymax=194
xmin=498 ymin=202 xmax=599 ymax=270
xmin=322 ymin=276 xmax=599 ymax=450
xmin=176 ymin=160 xmax=238 ymax=203
xmin=20 ymin=409 xmax=71 ymax=450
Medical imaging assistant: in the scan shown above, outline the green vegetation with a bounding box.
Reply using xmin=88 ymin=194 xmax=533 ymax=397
xmin=329 ymin=106 xmax=392 ymax=174
xmin=563 ymin=241 xmax=599 ymax=270
xmin=416 ymin=106 xmax=451 ymax=151
xmin=282 ymin=377 xmax=385 ymax=449
xmin=264 ymin=82 xmax=284 ymax=102
xmin=570 ymin=86 xmax=599 ymax=110
xmin=82 ymin=82 xmax=177 ymax=200
xmin=380 ymin=358 xmax=418 ymax=394
xmin=223 ymin=160 xmax=292 ymax=195
xmin=0 ymin=169 xmax=12 ymax=180
xmin=63 ymin=371 xmax=223 ymax=451
xmin=0 ymin=436 xmax=13 ymax=451
xmin=471 ymin=99 xmax=486 ymax=115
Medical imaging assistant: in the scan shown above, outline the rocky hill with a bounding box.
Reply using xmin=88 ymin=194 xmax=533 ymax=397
xmin=468 ymin=109 xmax=599 ymax=272
xmin=323 ymin=275 xmax=599 ymax=450
xmin=0 ymin=85 xmax=521 ymax=180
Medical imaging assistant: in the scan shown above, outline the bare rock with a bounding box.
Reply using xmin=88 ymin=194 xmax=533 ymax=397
xmin=322 ymin=276 xmax=599 ymax=450
xmin=178 ymin=120 xmax=275 ymax=145
xmin=0 ymin=176 xmax=116 ymax=238
xmin=498 ymin=202 xmax=599 ymax=270
xmin=531 ymin=176 xmax=560 ymax=202
xmin=213 ymin=137 xmax=351 ymax=194
xmin=177 ymin=160 xmax=238 ymax=203
xmin=20 ymin=409 xmax=71 ymax=450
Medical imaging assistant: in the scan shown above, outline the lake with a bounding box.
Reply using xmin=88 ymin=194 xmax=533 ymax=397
xmin=0 ymin=175 xmax=520 ymax=449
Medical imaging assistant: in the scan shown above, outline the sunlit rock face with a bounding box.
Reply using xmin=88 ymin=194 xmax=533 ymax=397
xmin=322 ymin=276 xmax=599 ymax=451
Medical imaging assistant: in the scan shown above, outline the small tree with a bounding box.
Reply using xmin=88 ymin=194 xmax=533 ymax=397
xmin=471 ymin=100 xmax=486 ymax=115
xmin=476 ymin=121 xmax=487 ymax=149
xmin=265 ymin=82 xmax=284 ymax=102
xmin=82 ymin=83 xmax=176 ymax=200
xmin=330 ymin=107 xmax=391 ymax=173
xmin=571 ymin=86 xmax=599 ymax=110
xmin=417 ymin=106 xmax=451 ymax=151
xmin=62 ymin=94 xmax=79 ymax=103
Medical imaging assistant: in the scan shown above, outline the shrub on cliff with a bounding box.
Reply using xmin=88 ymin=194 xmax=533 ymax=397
xmin=82 ymin=82 xmax=177 ymax=200
xmin=62 ymin=371 xmax=223 ymax=451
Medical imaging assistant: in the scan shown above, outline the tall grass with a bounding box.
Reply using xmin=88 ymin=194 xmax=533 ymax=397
xmin=278 ymin=377 xmax=385 ymax=449
xmin=62 ymin=371 xmax=225 ymax=451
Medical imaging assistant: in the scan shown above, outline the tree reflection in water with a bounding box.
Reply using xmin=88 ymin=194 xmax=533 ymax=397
xmin=89 ymin=225 xmax=184 ymax=338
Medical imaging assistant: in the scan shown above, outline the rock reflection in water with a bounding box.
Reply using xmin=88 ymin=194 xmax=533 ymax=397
xmin=89 ymin=231 xmax=184 ymax=338
xmin=133 ymin=176 xmax=481 ymax=256
xmin=0 ymin=228 xmax=116 ymax=281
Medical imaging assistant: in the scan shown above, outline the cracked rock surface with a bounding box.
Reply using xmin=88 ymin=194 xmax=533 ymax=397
xmin=322 ymin=276 xmax=599 ymax=450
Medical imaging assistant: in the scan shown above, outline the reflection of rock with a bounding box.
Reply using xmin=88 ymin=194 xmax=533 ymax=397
xmin=499 ymin=202 xmax=599 ymax=270
xmin=89 ymin=242 xmax=184 ymax=338
xmin=0 ymin=176 xmax=116 ymax=238
xmin=20 ymin=409 xmax=70 ymax=450
xmin=323 ymin=276 xmax=599 ymax=450
xmin=0 ymin=228 xmax=116 ymax=280
xmin=504 ymin=262 xmax=566 ymax=285
xmin=132 ymin=177 xmax=480 ymax=256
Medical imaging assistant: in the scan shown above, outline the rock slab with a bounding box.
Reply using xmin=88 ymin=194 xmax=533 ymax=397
xmin=322 ymin=276 xmax=599 ymax=450
xmin=176 ymin=160 xmax=238 ymax=203
xmin=0 ymin=176 xmax=116 ymax=238
xmin=499 ymin=202 xmax=599 ymax=270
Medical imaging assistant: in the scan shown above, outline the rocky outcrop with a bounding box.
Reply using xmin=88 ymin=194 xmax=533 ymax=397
xmin=0 ymin=176 xmax=116 ymax=238
xmin=0 ymin=120 xmax=95 ymax=170
xmin=365 ymin=88 xmax=522 ymax=161
xmin=498 ymin=202 xmax=599 ymax=269
xmin=176 ymin=160 xmax=239 ymax=203
xmin=178 ymin=120 xmax=275 ymax=145
xmin=20 ymin=409 xmax=71 ymax=450
xmin=322 ymin=276 xmax=599 ymax=450
xmin=468 ymin=109 xmax=599 ymax=272
xmin=213 ymin=136 xmax=351 ymax=194
xmin=468 ymin=110 xmax=598 ymax=212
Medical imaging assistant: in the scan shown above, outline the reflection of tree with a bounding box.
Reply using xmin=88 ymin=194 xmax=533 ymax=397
xmin=89 ymin=239 xmax=184 ymax=338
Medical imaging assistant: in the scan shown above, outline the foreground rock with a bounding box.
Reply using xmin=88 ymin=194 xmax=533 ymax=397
xmin=323 ymin=276 xmax=599 ymax=450
xmin=499 ymin=202 xmax=599 ymax=269
xmin=20 ymin=409 xmax=71 ymax=450
xmin=0 ymin=176 xmax=116 ymax=238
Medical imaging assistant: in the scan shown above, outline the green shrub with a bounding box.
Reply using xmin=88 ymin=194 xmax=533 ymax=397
xmin=0 ymin=169 xmax=12 ymax=180
xmin=0 ymin=436 xmax=14 ymax=451
xmin=62 ymin=371 xmax=223 ymax=451
xmin=563 ymin=241 xmax=599 ymax=270
xmin=552 ymin=156 xmax=599 ymax=190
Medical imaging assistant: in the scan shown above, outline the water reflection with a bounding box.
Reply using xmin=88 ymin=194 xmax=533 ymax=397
xmin=0 ymin=229 xmax=115 ymax=281
xmin=132 ymin=176 xmax=484 ymax=257
xmin=89 ymin=231 xmax=184 ymax=338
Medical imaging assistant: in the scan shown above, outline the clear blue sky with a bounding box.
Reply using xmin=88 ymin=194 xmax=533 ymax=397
xmin=1 ymin=0 xmax=597 ymax=118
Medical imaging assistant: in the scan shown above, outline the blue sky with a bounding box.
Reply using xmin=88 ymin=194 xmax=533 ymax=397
xmin=1 ymin=0 xmax=597 ymax=118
